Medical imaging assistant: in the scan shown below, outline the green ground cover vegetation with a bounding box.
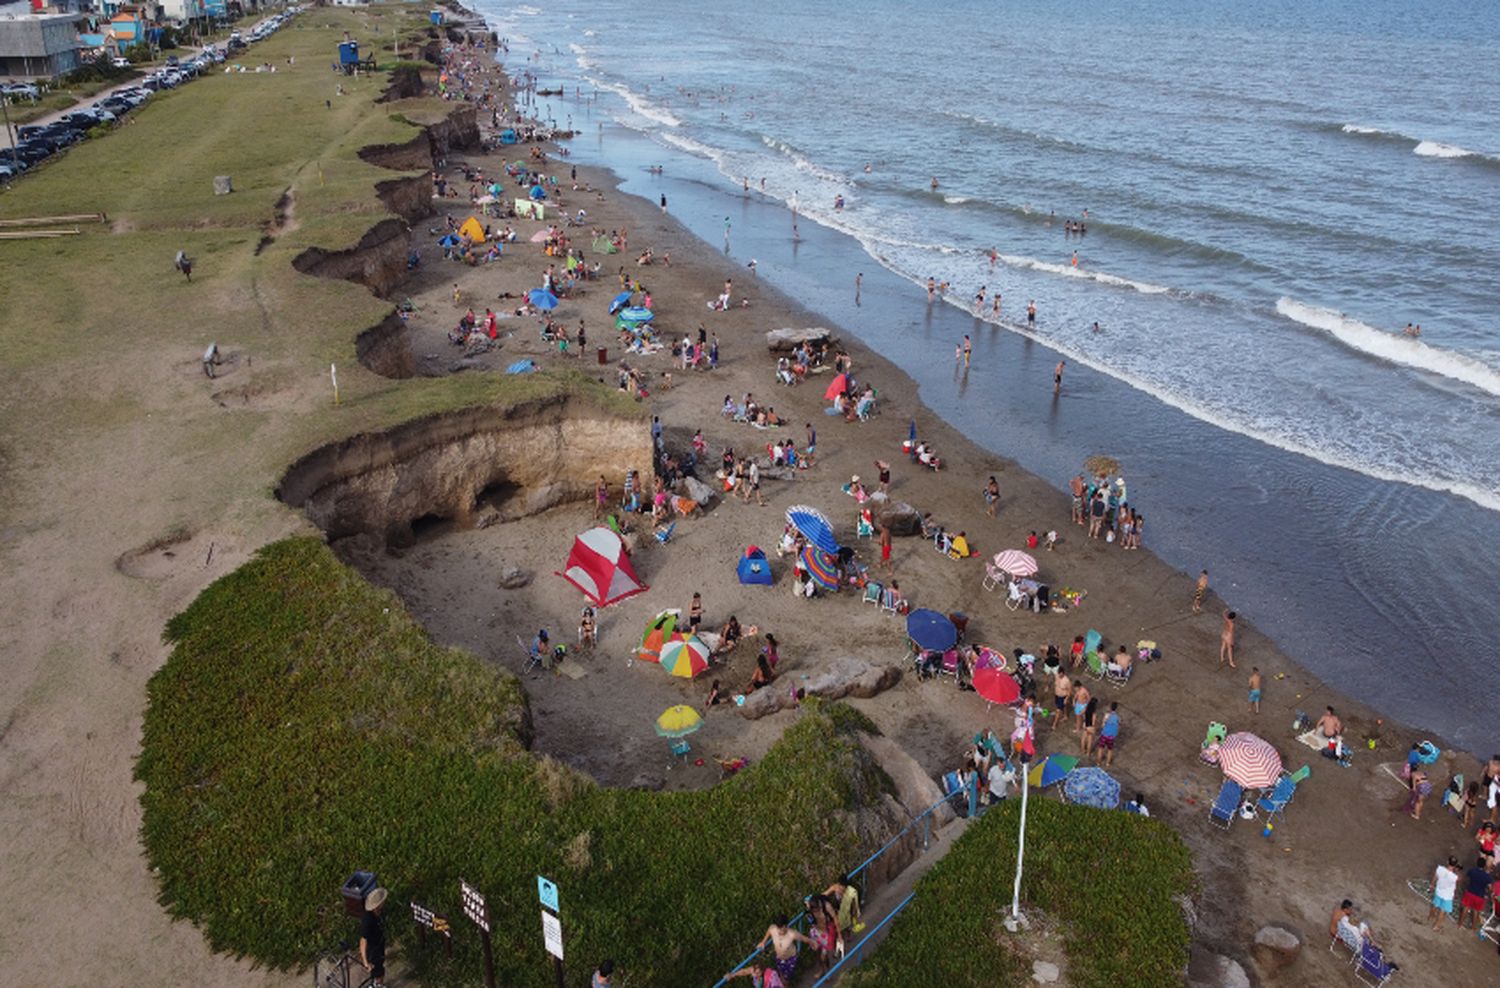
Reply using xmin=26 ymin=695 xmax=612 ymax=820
xmin=847 ymin=797 xmax=1195 ymax=987
xmin=139 ymin=538 xmax=892 ymax=985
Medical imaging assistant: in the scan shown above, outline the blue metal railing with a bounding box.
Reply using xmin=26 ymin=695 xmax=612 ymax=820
xmin=709 ymin=786 xmax=968 ymax=987
xmin=808 ymin=890 xmax=918 ymax=986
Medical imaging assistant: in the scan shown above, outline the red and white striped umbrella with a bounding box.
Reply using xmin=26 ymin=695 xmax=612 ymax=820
xmin=991 ymin=549 xmax=1038 ymax=577
xmin=1217 ymin=732 xmax=1283 ymax=789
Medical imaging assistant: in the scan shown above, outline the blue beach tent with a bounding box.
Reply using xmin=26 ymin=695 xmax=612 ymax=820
xmin=737 ymin=547 xmax=774 ymax=586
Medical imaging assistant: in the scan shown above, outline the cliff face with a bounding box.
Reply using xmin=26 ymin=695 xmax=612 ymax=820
xmin=355 ymin=312 xmax=417 ymax=379
xmin=277 ymin=396 xmax=652 ymax=543
xmin=290 ymin=217 xmax=410 ymax=298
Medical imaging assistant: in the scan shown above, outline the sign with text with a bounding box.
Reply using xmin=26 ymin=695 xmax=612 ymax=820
xmin=536 ymin=875 xmax=560 ymax=913
xmin=460 ymin=879 xmax=490 ymax=934
xmin=541 ymin=910 xmax=564 ymax=961
xmin=411 ymin=902 xmax=452 ymax=939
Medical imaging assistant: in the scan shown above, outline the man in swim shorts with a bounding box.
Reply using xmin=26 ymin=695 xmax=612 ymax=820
xmin=1053 ymin=360 xmax=1064 ymax=395
xmin=1248 ymin=667 xmax=1262 ymax=713
xmin=1051 ymin=669 xmax=1072 ymax=732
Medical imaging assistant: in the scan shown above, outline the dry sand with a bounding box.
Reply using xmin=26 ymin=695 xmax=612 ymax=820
xmin=1 ymin=40 xmax=1495 ymax=988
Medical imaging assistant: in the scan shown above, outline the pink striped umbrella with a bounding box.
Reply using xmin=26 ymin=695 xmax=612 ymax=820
xmin=1217 ymin=732 xmax=1283 ymax=789
xmin=991 ymin=549 xmax=1038 ymax=577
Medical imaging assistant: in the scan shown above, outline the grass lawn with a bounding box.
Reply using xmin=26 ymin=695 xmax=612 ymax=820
xmin=139 ymin=538 xmax=893 ymax=986
xmin=846 ymin=797 xmax=1196 ymax=987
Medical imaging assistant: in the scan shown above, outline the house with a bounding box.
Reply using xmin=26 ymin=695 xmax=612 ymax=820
xmin=160 ymin=0 xmax=222 ymax=24
xmin=0 ymin=10 xmax=85 ymax=78
xmin=106 ymin=5 xmax=147 ymax=49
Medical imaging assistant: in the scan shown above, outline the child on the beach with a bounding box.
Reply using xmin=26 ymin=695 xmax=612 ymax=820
xmin=1248 ymin=668 xmax=1262 ymax=713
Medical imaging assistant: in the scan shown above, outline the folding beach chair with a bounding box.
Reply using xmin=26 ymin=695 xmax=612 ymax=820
xmin=1256 ymin=774 xmax=1297 ymax=820
xmin=1353 ymin=941 xmax=1398 ymax=986
xmin=862 ymin=581 xmax=884 ymax=606
xmin=982 ymin=563 xmax=1004 ymax=593
xmin=654 ymin=521 xmax=676 ymax=545
xmin=1208 ymin=779 xmax=1242 ymax=830
xmin=668 ymin=737 xmax=691 ymax=769
xmin=517 ymin=635 xmax=542 ymax=677
xmin=856 ymin=514 xmax=875 ymax=539
xmin=1085 ymin=650 xmax=1106 ymax=681
xmin=1104 ymin=661 xmax=1133 ymax=689
xmin=1005 ymin=581 xmax=1026 ymax=611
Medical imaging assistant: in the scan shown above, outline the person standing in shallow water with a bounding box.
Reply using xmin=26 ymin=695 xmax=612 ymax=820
xmin=1192 ymin=570 xmax=1209 ymax=612
xmin=1053 ymin=360 xmax=1064 ymax=394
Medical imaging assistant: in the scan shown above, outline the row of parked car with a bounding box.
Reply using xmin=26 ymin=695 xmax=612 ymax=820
xmin=0 ymin=8 xmax=300 ymax=183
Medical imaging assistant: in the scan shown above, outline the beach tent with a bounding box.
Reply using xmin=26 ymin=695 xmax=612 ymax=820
xmin=592 ymin=235 xmax=620 ymax=254
xmin=499 ymin=128 xmax=518 ymax=144
xmin=557 ymin=527 xmax=648 ymax=607
xmin=515 ymin=199 xmax=546 ymax=220
xmin=737 ymin=547 xmax=773 ymax=586
xmin=458 ymin=216 xmax=486 ymax=243
xmin=529 ymin=184 xmax=548 ymax=201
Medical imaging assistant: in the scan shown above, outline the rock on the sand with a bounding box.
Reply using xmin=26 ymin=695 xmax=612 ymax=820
xmin=497 ymin=566 xmax=532 ymax=589
xmin=1251 ymin=924 xmax=1302 ymax=972
xmin=681 ymin=475 xmax=716 ymax=506
xmin=765 ymin=327 xmax=833 ymax=352
xmin=1186 ymin=948 xmax=1250 ymax=988
xmin=1031 ymin=960 xmax=1060 ymax=983
xmin=739 ymin=657 xmax=903 ymax=720
xmin=877 ymin=501 xmax=922 ymax=537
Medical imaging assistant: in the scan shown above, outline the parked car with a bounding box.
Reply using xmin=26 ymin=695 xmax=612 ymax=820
xmin=2 ymin=82 xmax=40 ymax=100
xmin=112 ymin=56 xmax=130 ymax=68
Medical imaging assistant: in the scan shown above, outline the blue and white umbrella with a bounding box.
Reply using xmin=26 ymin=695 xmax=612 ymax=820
xmin=609 ymin=291 xmax=634 ymax=314
xmin=785 ymin=504 xmax=839 ymax=555
xmin=618 ymin=306 xmax=654 ymax=323
xmin=528 ymin=288 xmax=559 ymax=310
xmin=1061 ymin=766 xmax=1121 ymax=809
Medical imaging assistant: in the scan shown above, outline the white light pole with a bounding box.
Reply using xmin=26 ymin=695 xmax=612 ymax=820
xmin=1004 ymin=707 xmax=1034 ymax=933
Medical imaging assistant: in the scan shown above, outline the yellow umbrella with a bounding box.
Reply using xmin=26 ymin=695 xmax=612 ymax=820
xmin=655 ymin=705 xmax=703 ymax=738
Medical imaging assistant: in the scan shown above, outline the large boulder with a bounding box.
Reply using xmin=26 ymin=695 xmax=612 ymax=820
xmin=765 ymin=327 xmax=833 ymax=352
xmin=681 ymin=475 xmax=716 ymax=506
xmin=1186 ymin=948 xmax=1250 ymax=988
xmin=738 ymin=657 xmax=903 ymax=720
xmin=1251 ymin=924 xmax=1302 ymax=973
xmin=877 ymin=500 xmax=922 ymax=536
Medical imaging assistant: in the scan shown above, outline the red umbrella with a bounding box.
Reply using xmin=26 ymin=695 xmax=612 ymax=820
xmin=823 ymin=373 xmax=849 ymax=401
xmin=973 ymin=667 xmax=1021 ymax=707
xmin=1217 ymin=732 xmax=1283 ymax=789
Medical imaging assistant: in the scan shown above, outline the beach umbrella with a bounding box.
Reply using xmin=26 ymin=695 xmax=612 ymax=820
xmin=785 ymin=504 xmax=840 ymax=555
xmin=529 ymin=228 xmax=552 ymax=243
xmin=798 ymin=545 xmax=840 ymax=590
xmin=618 ymin=306 xmax=655 ymax=323
xmin=972 ymin=666 xmax=1020 ymax=707
xmin=906 ymin=608 xmax=957 ymax=652
xmin=1062 ymin=766 xmax=1121 ymax=809
xmin=659 ymin=636 xmax=711 ymax=678
xmin=438 ymin=233 xmax=460 ymax=247
xmin=609 ymin=290 xmax=634 ymax=314
xmin=638 ymin=609 xmax=680 ymax=663
xmin=973 ymin=644 xmax=1006 ymax=671
xmin=654 ymin=704 xmax=703 ymax=738
xmin=1085 ymin=454 xmax=1121 ymax=477
xmin=506 ymin=359 xmax=537 ymax=375
xmin=823 ymin=373 xmax=849 ymax=401
xmin=1027 ymin=753 xmax=1080 ymax=788
xmin=991 ymin=549 xmax=1038 ymax=577
xmin=528 ymin=288 xmax=559 ymax=310
xmin=1217 ymin=732 xmax=1283 ymax=789
xmin=475 ymin=194 xmax=497 ymax=205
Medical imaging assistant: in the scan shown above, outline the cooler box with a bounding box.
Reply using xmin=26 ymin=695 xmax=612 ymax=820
xmin=342 ymin=870 xmax=377 ymax=916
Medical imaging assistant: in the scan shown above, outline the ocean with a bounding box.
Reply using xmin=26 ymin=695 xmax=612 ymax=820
xmin=476 ymin=0 xmax=1500 ymax=752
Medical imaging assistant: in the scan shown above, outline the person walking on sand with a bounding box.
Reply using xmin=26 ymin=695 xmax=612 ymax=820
xmin=1220 ymin=610 xmax=1237 ymax=668
xmin=593 ymin=475 xmax=608 ymax=519
xmin=1428 ymin=858 xmax=1460 ymax=929
xmin=880 ymin=525 xmax=893 ymax=573
xmin=1248 ymin=667 xmax=1262 ymax=713
xmin=689 ymin=591 xmax=704 ymax=632
xmin=1072 ymin=682 xmax=1092 ymax=735
xmin=984 ymin=476 xmax=1001 ymax=517
xmin=1095 ymin=702 xmax=1121 ymax=766
xmin=875 ymin=460 xmax=891 ymax=494
xmin=1051 ymin=669 xmax=1072 ymax=731
xmin=1053 ymin=360 xmax=1065 ymax=395
xmin=1192 ymin=570 xmax=1209 ymax=612
xmin=1459 ymin=858 xmax=1494 ymax=930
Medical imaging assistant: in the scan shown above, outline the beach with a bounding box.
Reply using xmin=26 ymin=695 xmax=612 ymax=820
xmin=0 ymin=4 xmax=1496 ymax=986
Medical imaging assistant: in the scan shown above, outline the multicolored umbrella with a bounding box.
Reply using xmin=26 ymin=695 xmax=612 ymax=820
xmin=786 ymin=504 xmax=840 ymax=555
xmin=1027 ymin=753 xmax=1080 ymax=788
xmin=1062 ymin=766 xmax=1121 ymax=809
xmin=973 ymin=645 xmax=1007 ymax=671
xmin=991 ymin=549 xmax=1038 ymax=577
xmin=637 ymin=609 xmax=680 ymax=664
xmin=906 ymin=608 xmax=957 ymax=652
xmin=798 ymin=545 xmax=840 ymax=590
xmin=972 ymin=667 xmax=1021 ymax=707
xmin=618 ymin=306 xmax=655 ymax=323
xmin=654 ymin=705 xmax=703 ymax=738
xmin=659 ymin=636 xmax=711 ymax=678
xmin=1217 ymin=732 xmax=1283 ymax=789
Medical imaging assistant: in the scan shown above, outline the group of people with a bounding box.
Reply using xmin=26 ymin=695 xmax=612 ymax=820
xmin=1069 ymin=472 xmax=1143 ymax=549
xmin=730 ymin=877 xmax=863 ymax=985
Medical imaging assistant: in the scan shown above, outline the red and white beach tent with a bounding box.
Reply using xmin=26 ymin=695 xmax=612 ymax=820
xmin=557 ymin=526 xmax=648 ymax=607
